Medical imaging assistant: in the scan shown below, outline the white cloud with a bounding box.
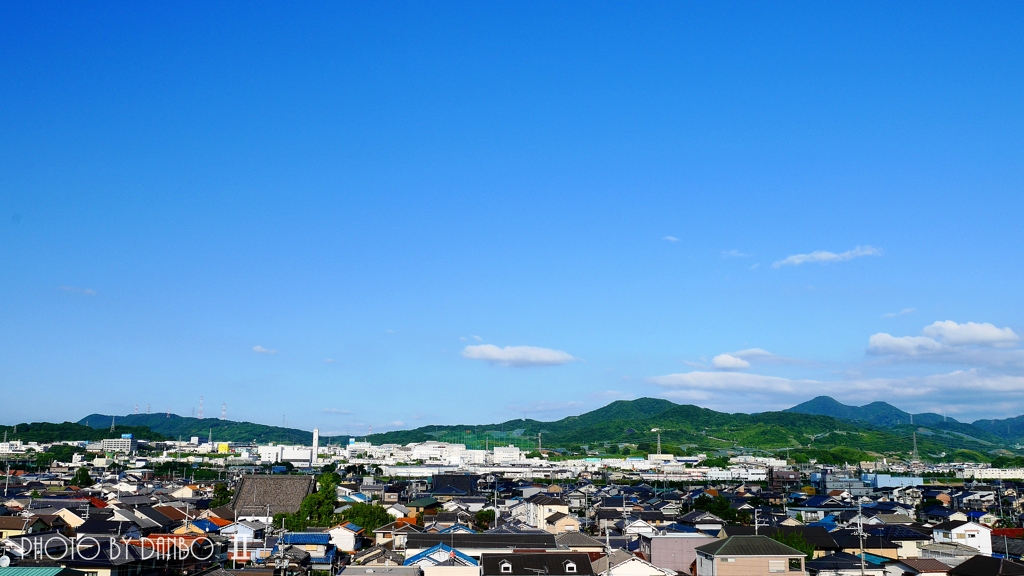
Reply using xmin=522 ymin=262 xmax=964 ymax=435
xmin=390 ymin=420 xmax=405 ymax=427
xmin=663 ymin=236 xmax=679 ymax=242
xmin=650 ymin=371 xmax=799 ymax=393
xmin=922 ymin=321 xmax=1020 ymax=347
xmin=648 ymin=368 xmax=1024 ymax=419
xmin=711 ymin=354 xmax=750 ymax=370
xmin=869 ymin=321 xmax=1020 ymax=357
xmin=459 ymin=336 xmax=468 ymax=342
xmin=472 ymin=335 xmax=482 ymax=341
xmin=867 ymin=333 xmax=944 ymax=356
xmin=462 ymin=344 xmax=577 ymax=367
xmin=772 ymin=245 xmax=881 ymax=268
xmin=323 ymin=358 xmax=336 ymax=363
xmin=322 ymin=408 xmax=351 ymax=414
xmin=722 ymin=249 xmax=752 ymax=258
xmin=60 ymin=286 xmax=97 ymax=296
xmin=882 ymin=308 xmax=916 ymax=318
xmin=252 ymin=345 xmax=278 ymax=354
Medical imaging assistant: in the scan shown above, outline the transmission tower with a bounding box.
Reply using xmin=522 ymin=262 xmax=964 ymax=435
xmin=110 ymin=416 xmax=116 ymax=433
xmin=221 ymin=403 xmax=226 ymax=420
xmin=198 ymin=396 xmax=204 ymax=420
xmin=134 ymin=404 xmax=139 ymax=415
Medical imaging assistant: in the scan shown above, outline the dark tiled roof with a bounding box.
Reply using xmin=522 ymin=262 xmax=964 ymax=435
xmin=555 ymin=531 xmax=605 ymax=548
xmin=407 ymin=533 xmax=556 ymax=550
xmin=695 ymin=535 xmax=805 ymax=557
xmin=949 ymin=555 xmax=1024 ymax=576
xmin=933 ymin=520 xmax=972 ymax=531
xmin=806 ymin=551 xmax=880 ymax=571
xmin=481 ymin=552 xmax=594 ymax=576
xmin=719 ymin=526 xmax=840 ymax=551
xmin=230 ymin=475 xmax=316 ymax=517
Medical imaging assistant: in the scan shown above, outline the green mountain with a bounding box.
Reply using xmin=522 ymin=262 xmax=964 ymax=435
xmin=364 ymin=397 xmax=1013 ymax=463
xmin=79 ymin=413 xmax=314 ymax=444
xmin=1 ymin=421 xmax=165 ymax=443
xmin=972 ymin=415 xmax=1024 ymax=442
xmin=70 ymin=397 xmax=1022 ymax=464
xmin=785 ymin=396 xmax=952 ymax=427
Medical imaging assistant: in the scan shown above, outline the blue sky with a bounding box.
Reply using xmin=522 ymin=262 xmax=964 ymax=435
xmin=2 ymin=2 xmax=1023 ymax=433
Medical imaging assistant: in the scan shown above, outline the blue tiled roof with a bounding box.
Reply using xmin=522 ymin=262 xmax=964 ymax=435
xmin=279 ymin=532 xmax=331 ymax=545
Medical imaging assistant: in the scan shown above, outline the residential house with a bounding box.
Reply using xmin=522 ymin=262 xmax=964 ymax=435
xmin=932 ymin=521 xmax=992 ymax=556
xmin=404 ymin=543 xmax=480 ymax=576
xmin=328 ymin=522 xmax=365 ymax=553
xmin=948 ymin=555 xmax=1024 ymax=576
xmin=596 ymin=554 xmax=675 ymax=576
xmin=638 ymin=533 xmax=716 ymax=574
xmin=555 ymin=531 xmax=607 ymax=554
xmin=695 ymin=535 xmax=806 ymax=576
xmin=867 ymin=525 xmax=932 ymax=559
xmin=718 ymin=526 xmax=840 ymax=559
xmin=881 ymin=558 xmax=951 ymax=576
xmin=678 ymin=511 xmax=726 ymax=533
xmin=276 ymin=532 xmax=337 ymax=572
xmin=829 ymin=529 xmax=899 ymax=560
xmin=0 ymin=517 xmax=45 ymax=539
xmin=804 ymin=552 xmax=884 ymax=576
xmin=374 ymin=520 xmax=423 ymax=550
xmin=481 ymin=552 xmax=594 ymax=576
xmin=405 ymin=533 xmax=557 ymax=559
xmin=350 ymin=544 xmax=405 ymax=566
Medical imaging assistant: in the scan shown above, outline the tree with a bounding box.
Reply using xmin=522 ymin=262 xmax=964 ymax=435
xmin=693 ymin=495 xmax=738 ymax=523
xmin=475 ymin=509 xmax=496 ymax=529
xmin=71 ymin=467 xmax=93 ymax=488
xmin=338 ymin=503 xmax=391 ymax=533
xmin=211 ymin=483 xmax=234 ymax=507
xmin=770 ymin=530 xmax=815 ymax=560
xmin=279 ymin=473 xmax=341 ymax=531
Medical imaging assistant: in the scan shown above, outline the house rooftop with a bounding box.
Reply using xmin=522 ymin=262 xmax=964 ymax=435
xmin=695 ymin=535 xmax=805 ymax=557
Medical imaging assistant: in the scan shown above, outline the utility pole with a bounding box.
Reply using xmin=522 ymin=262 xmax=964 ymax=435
xmin=857 ymin=501 xmax=866 ymax=576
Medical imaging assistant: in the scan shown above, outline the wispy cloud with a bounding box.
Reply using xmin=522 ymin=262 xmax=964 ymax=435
xmin=323 ymin=358 xmax=336 ymax=363
xmin=390 ymin=420 xmax=405 ymax=427
xmin=462 ymin=344 xmax=577 ymax=367
xmin=322 ymin=408 xmax=352 ymax=415
xmin=472 ymin=335 xmax=482 ymax=341
xmin=772 ymin=245 xmax=881 ymax=268
xmin=722 ymin=249 xmax=752 ymax=258
xmin=882 ymin=308 xmax=916 ymax=318
xmin=252 ymin=345 xmax=278 ymax=354
xmin=663 ymin=236 xmax=679 ymax=242
xmin=59 ymin=286 xmax=97 ymax=296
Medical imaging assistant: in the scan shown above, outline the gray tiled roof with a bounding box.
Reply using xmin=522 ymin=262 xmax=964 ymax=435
xmin=695 ymin=535 xmax=805 ymax=557
xmin=231 ymin=475 xmax=316 ymax=516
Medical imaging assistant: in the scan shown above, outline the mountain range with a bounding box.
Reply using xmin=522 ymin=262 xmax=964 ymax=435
xmin=54 ymin=396 xmax=1024 ymax=464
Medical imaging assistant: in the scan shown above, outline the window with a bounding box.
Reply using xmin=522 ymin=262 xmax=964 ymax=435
xmin=565 ymin=561 xmax=577 ymax=573
xmin=788 ymin=558 xmax=802 ymax=571
xmin=769 ymin=560 xmax=786 ymax=573
xmin=500 ymin=561 xmax=512 ymax=574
